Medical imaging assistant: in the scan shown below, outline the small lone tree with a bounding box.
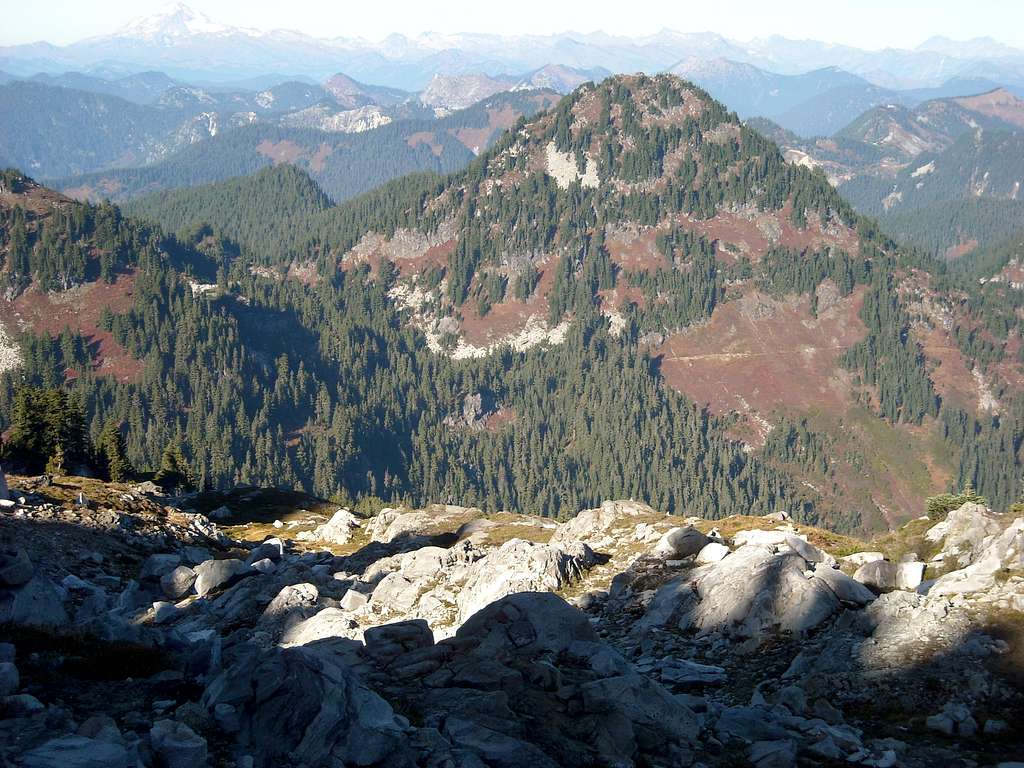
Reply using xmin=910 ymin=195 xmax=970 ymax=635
xmin=45 ymin=443 xmax=66 ymax=476
xmin=154 ymin=439 xmax=193 ymax=492
xmin=98 ymin=420 xmax=132 ymax=482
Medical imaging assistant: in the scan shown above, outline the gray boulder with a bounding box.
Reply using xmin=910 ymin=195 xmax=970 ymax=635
xmin=151 ymin=601 xmax=181 ymax=625
xmin=696 ymin=542 xmax=730 ymax=564
xmin=456 ymin=591 xmax=597 ymax=657
xmin=551 ymin=499 xmax=654 ymax=546
xmin=925 ymin=502 xmax=1004 ymax=566
xmin=715 ymin=705 xmax=791 ymax=744
xmin=370 ymin=572 xmax=421 ymax=614
xmin=160 ymin=566 xmax=196 ymax=600
xmin=813 ymin=566 xmax=876 ymax=606
xmin=21 ymin=736 xmax=129 ymax=768
xmin=200 ymin=645 xmax=415 ymax=768
xmin=639 ymin=544 xmax=841 ymax=640
xmin=140 ymin=553 xmax=181 ymax=580
xmin=340 ymin=589 xmax=369 ymax=611
xmin=456 ymin=539 xmax=598 ymax=622
xmin=659 ymin=658 xmax=726 ymax=686
xmin=0 ymin=660 xmax=18 ymax=695
xmin=853 ymin=560 xmax=898 ymax=592
xmin=749 ymin=739 xmax=798 ymax=768
xmin=784 ymin=534 xmax=832 ymax=564
xmin=193 ymin=558 xmax=252 ymax=597
xmin=280 ymin=607 xmax=362 ymax=647
xmin=896 ymin=561 xmax=926 ymax=591
xmin=0 ymin=547 xmax=33 ymax=587
xmin=579 ymin=673 xmax=700 ymax=748
xmin=259 ymin=583 xmax=320 ymax=637
xmin=298 ymin=509 xmax=359 ymax=545
xmin=246 ymin=537 xmax=284 ymax=564
xmin=441 ymin=716 xmax=559 ymax=768
xmin=149 ymin=719 xmax=207 ymax=768
xmin=654 ymin=526 xmax=709 ymax=558
xmin=0 ymin=575 xmax=69 ymax=627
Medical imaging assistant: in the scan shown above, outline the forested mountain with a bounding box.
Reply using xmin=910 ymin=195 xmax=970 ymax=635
xmin=2 ymin=75 xmax=1023 ymax=536
xmin=0 ymin=77 xmax=406 ymax=179
xmin=57 ymin=90 xmax=560 ymax=203
xmin=840 ymin=130 xmax=1024 ymax=257
xmin=672 ymin=58 xmax=1010 ymax=139
xmin=760 ymin=89 xmax=1024 ymax=258
xmin=124 ymin=165 xmax=332 ymax=262
xmin=26 ymin=70 xmax=179 ymax=104
xmin=0 ymin=81 xmax=227 ymax=179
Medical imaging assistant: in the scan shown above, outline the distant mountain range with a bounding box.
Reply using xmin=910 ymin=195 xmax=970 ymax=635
xmin=4 ymin=3 xmax=1024 ymax=91
xmin=673 ymin=57 xmax=1021 ymax=137
xmin=51 ymin=89 xmax=560 ymax=203
xmin=756 ymin=87 xmax=1024 ymax=258
xmin=0 ymin=61 xmax=581 ymax=181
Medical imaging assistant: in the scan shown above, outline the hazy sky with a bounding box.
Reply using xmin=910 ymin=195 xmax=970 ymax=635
xmin=1 ymin=0 xmax=1022 ymax=50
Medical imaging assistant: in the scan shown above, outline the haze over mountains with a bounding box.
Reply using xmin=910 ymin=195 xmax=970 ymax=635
xmin=5 ymin=2 xmax=1024 ymax=91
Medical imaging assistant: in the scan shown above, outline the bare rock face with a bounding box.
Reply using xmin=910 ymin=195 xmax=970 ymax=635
xmin=925 ymin=502 xmax=1005 ymax=566
xmin=638 ymin=543 xmax=842 ymax=640
xmin=4 ymin=482 xmax=1023 ymax=768
xmin=654 ymin=526 xmax=710 ymax=558
xmin=200 ymin=645 xmax=415 ymax=768
xmin=551 ymin=499 xmax=656 ymax=547
xmin=456 ymin=538 xmax=599 ymax=623
xmin=929 ymin=516 xmax=1024 ymax=597
xmin=296 ymin=509 xmax=359 ymax=546
xmin=418 ymin=592 xmax=700 ymax=767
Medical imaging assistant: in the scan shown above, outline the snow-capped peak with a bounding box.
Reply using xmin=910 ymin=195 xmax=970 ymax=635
xmin=113 ymin=2 xmax=255 ymax=41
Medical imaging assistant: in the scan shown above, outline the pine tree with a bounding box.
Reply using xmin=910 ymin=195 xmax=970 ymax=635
xmin=98 ymin=420 xmax=132 ymax=482
xmin=45 ymin=443 xmax=66 ymax=476
xmin=154 ymin=439 xmax=193 ymax=492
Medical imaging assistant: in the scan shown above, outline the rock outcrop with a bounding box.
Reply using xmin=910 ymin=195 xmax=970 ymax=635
xmin=1 ymin=480 xmax=1021 ymax=768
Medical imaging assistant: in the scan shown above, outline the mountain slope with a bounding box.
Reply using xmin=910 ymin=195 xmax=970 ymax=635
xmin=297 ymin=74 xmax=1019 ymax=528
xmin=0 ymin=80 xmax=222 ymax=178
xmin=843 ymin=130 xmax=1024 ymax=218
xmin=0 ymin=75 xmax=429 ymax=180
xmin=57 ymin=90 xmax=559 ymax=203
xmin=124 ymin=164 xmax=332 ymax=262
xmin=3 ymin=75 xmax=1024 ymax=534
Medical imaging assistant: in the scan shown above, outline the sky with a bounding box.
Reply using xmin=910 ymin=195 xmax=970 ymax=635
xmin=1 ymin=0 xmax=1022 ymax=50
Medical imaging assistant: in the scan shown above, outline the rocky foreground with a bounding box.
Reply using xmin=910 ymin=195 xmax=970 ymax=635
xmin=1 ymin=478 xmax=1023 ymax=768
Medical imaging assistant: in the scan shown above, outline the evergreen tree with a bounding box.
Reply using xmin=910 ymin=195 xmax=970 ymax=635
xmin=154 ymin=439 xmax=193 ymax=492
xmin=98 ymin=420 xmax=132 ymax=482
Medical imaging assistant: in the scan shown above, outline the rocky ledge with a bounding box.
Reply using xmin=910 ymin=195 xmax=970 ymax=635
xmin=0 ymin=479 xmax=1022 ymax=767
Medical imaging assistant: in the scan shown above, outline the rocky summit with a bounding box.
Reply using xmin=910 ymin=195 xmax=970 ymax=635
xmin=0 ymin=476 xmax=1021 ymax=767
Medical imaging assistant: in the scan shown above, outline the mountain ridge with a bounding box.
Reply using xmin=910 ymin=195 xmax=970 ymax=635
xmin=4 ymin=3 xmax=1024 ymax=90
